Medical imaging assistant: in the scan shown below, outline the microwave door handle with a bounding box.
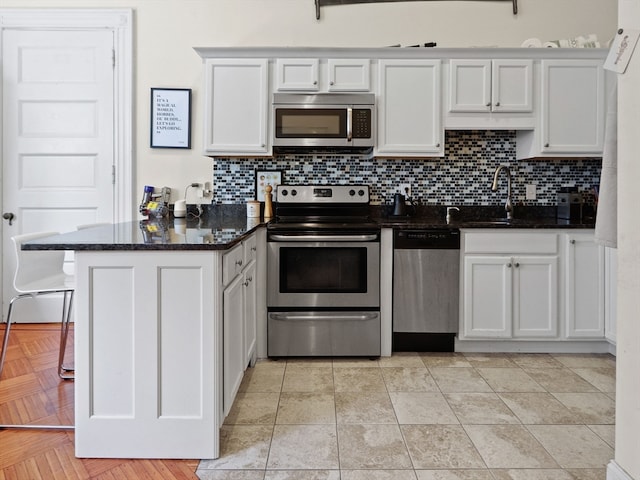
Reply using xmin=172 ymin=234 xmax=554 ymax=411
xmin=346 ymin=107 xmax=353 ymax=142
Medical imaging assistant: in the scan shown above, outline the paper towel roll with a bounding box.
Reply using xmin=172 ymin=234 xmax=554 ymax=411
xmin=174 ymin=199 xmax=187 ymax=218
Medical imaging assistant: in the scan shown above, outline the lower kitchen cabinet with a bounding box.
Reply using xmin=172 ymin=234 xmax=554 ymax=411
xmin=565 ymin=233 xmax=605 ymax=338
xmin=460 ymin=230 xmax=607 ymax=348
xmin=462 ymin=254 xmax=558 ymax=339
xmin=221 ymin=232 xmax=260 ymax=417
xmin=223 ymin=265 xmax=245 ymax=416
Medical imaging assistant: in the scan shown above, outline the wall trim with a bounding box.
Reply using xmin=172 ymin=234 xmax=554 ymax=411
xmin=0 ymin=8 xmax=134 ymax=223
xmin=608 ymin=460 xmax=635 ymax=480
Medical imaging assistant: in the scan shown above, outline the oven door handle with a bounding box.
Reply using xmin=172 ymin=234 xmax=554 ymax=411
xmin=269 ymin=234 xmax=378 ymax=242
xmin=270 ymin=312 xmax=379 ymax=322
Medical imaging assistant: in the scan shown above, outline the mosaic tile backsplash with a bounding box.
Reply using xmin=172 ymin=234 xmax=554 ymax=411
xmin=212 ymin=131 xmax=601 ymax=207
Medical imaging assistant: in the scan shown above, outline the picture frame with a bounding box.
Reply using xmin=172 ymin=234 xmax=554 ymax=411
xmin=255 ymin=170 xmax=283 ymax=202
xmin=150 ymin=88 xmax=191 ymax=149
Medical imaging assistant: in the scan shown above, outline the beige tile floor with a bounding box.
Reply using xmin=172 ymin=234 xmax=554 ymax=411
xmin=197 ymin=352 xmax=616 ymax=480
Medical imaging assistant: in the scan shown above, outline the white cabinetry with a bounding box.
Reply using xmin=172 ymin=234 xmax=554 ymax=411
xmin=517 ymin=59 xmax=606 ymax=159
xmin=203 ymin=58 xmax=269 ymax=156
xmin=276 ymin=58 xmax=319 ymax=91
xmin=275 ymin=58 xmax=370 ymax=92
xmin=377 ymin=59 xmax=443 ymax=157
xmin=565 ymin=232 xmax=605 ymax=338
xmin=74 ymin=251 xmax=219 ymax=459
xmin=446 ymin=59 xmax=534 ymax=130
xmin=221 ymin=233 xmax=260 ymax=416
xmin=461 ymin=231 xmax=559 ymax=340
xmin=448 ymin=59 xmax=533 ymax=112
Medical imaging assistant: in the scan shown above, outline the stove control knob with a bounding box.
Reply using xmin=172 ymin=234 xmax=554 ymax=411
xmin=349 ymin=189 xmax=356 ymax=196
xmin=358 ymin=189 xmax=365 ymax=196
xmin=291 ymin=189 xmax=297 ymax=196
xmin=281 ymin=189 xmax=288 ymax=196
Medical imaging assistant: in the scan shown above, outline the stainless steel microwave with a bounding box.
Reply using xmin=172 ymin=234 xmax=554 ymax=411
xmin=272 ymin=93 xmax=375 ymax=150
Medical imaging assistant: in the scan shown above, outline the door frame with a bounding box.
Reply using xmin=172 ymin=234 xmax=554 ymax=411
xmin=0 ymin=8 xmax=133 ymax=304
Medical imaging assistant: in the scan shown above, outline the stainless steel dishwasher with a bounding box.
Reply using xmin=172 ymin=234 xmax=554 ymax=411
xmin=393 ymin=229 xmax=460 ymax=351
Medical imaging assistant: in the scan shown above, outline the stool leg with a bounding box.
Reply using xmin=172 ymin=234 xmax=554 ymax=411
xmin=58 ymin=290 xmax=74 ymax=380
xmin=0 ymin=297 xmax=20 ymax=380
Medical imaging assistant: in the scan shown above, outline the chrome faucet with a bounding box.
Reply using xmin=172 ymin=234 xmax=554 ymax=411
xmin=491 ymin=165 xmax=513 ymax=220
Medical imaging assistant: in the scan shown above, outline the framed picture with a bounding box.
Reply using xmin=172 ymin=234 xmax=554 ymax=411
xmin=255 ymin=170 xmax=282 ymax=202
xmin=150 ymin=88 xmax=191 ymax=149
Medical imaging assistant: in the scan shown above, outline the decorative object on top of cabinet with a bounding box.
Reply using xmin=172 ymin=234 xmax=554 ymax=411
xmin=203 ymin=58 xmax=270 ymax=156
xmin=377 ymin=59 xmax=443 ymax=157
xmin=276 ymin=58 xmax=319 ymax=91
xmin=516 ymin=59 xmax=607 ymax=159
xmin=313 ymin=0 xmax=518 ymax=20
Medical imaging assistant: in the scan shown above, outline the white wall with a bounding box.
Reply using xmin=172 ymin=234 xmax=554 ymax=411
xmin=1 ymin=0 xmax=618 ymax=204
xmin=613 ymin=1 xmax=640 ymax=478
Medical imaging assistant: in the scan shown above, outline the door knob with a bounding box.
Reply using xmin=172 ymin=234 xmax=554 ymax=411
xmin=2 ymin=212 xmax=15 ymax=226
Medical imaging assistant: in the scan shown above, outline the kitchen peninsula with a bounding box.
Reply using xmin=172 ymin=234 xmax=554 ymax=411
xmin=24 ymin=216 xmax=266 ymax=459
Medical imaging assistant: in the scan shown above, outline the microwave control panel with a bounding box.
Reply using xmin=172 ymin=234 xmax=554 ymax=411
xmin=352 ymin=109 xmax=372 ymax=138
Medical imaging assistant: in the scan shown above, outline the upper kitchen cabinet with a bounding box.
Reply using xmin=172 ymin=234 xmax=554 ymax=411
xmin=517 ymin=59 xmax=607 ymax=159
xmin=203 ymin=58 xmax=270 ymax=156
xmin=445 ymin=59 xmax=534 ymax=130
xmin=276 ymin=58 xmax=319 ymax=91
xmin=275 ymin=58 xmax=371 ymax=92
xmin=377 ymin=59 xmax=443 ymax=157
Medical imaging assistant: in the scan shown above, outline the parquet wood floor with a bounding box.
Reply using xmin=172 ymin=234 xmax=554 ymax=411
xmin=0 ymin=324 xmax=199 ymax=479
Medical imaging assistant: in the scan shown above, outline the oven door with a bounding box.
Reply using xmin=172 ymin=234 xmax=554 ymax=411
xmin=267 ymin=234 xmax=380 ymax=308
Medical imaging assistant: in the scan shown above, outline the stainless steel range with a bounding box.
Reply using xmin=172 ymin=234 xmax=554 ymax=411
xmin=267 ymin=184 xmax=381 ymax=357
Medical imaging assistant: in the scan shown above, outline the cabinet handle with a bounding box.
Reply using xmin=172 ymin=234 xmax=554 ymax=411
xmin=495 ymin=101 xmax=500 ymax=107
xmin=515 ymin=262 xmax=520 ymax=268
xmin=570 ymin=239 xmax=576 ymax=244
xmin=251 ymin=246 xmax=257 ymax=252
xmin=544 ymin=143 xmax=550 ymax=148
xmin=486 ymin=102 xmax=491 ymax=107
xmin=244 ymin=280 xmax=250 ymax=287
xmin=436 ymin=143 xmax=441 ymax=148
xmin=235 ymin=259 xmax=243 ymax=267
xmin=330 ymin=81 xmax=334 ymax=85
xmin=313 ymin=80 xmax=318 ymax=85
xmin=247 ymin=276 xmax=252 ymax=282
xmin=507 ymin=263 xmax=512 ymax=268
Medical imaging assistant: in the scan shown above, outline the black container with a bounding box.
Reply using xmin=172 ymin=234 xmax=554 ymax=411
xmin=557 ymin=190 xmax=583 ymax=221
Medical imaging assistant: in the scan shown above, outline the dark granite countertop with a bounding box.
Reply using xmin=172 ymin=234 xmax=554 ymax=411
xmin=22 ymin=204 xmax=595 ymax=251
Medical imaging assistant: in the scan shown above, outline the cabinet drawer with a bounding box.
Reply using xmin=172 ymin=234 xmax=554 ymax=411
xmin=243 ymin=234 xmax=258 ymax=265
xmin=223 ymin=244 xmax=244 ymax=285
xmin=464 ymin=232 xmax=558 ymax=254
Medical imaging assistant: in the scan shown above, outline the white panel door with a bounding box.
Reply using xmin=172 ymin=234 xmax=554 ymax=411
xmin=2 ymin=29 xmax=115 ymax=322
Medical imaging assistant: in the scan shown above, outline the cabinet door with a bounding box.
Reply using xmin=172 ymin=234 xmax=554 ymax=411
xmin=377 ymin=59 xmax=443 ymax=156
xmin=276 ymin=58 xmax=319 ymax=91
xmin=565 ymin=234 xmax=605 ymax=338
xmin=328 ymin=58 xmax=371 ymax=91
xmin=512 ymin=256 xmax=558 ymax=337
xmin=449 ymin=60 xmax=491 ymax=113
xmin=449 ymin=59 xmax=532 ymax=113
xmin=492 ymin=60 xmax=533 ymax=112
xmin=204 ymin=58 xmax=269 ymax=155
xmin=243 ymin=260 xmax=257 ymax=366
xmin=462 ymin=255 xmax=512 ymax=338
xmin=540 ymin=60 xmax=605 ymax=153
xmin=223 ymin=274 xmax=245 ymax=416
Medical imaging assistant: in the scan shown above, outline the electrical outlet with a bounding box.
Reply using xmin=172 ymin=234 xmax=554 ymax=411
xmin=526 ymin=184 xmax=537 ymax=200
xmin=399 ymin=183 xmax=411 ymax=197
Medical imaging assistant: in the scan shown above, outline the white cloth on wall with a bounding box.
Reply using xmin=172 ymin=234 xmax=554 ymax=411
xmin=595 ymin=81 xmax=618 ymax=248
